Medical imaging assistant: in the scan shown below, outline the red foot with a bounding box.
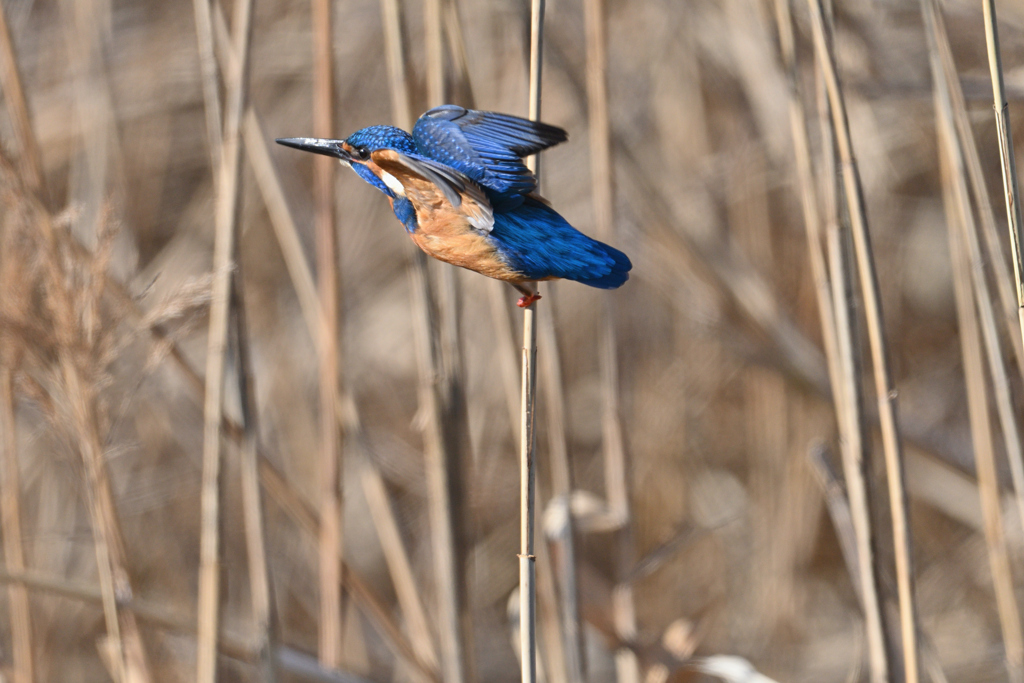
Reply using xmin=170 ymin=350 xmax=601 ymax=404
xmin=516 ymin=292 xmax=542 ymax=308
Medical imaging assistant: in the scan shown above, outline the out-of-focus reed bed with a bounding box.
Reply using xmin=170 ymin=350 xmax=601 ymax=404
xmin=7 ymin=0 xmax=1024 ymax=681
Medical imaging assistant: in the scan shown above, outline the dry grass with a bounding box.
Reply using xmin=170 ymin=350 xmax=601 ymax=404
xmin=6 ymin=0 xmax=1024 ymax=682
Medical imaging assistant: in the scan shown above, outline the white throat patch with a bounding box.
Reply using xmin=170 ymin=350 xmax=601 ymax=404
xmin=379 ymin=170 xmax=406 ymax=197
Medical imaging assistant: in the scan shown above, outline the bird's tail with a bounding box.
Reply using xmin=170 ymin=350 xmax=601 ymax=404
xmin=573 ymin=241 xmax=632 ymax=289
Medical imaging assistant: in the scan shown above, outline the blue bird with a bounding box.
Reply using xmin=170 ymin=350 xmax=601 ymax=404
xmin=277 ymin=105 xmax=631 ymax=307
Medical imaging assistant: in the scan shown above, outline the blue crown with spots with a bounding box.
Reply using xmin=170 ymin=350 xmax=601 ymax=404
xmin=345 ymin=125 xmax=417 ymax=155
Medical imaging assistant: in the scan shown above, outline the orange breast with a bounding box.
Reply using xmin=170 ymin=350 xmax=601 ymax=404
xmin=410 ymin=212 xmax=524 ymax=282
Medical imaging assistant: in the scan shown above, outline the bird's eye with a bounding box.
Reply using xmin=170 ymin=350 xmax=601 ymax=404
xmin=356 ymin=146 xmax=370 ymax=159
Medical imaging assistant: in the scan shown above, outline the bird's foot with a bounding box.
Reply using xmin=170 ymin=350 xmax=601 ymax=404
xmin=516 ymin=291 xmax=542 ymax=308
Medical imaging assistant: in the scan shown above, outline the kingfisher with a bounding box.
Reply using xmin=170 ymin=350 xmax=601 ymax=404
xmin=277 ymin=105 xmax=631 ymax=307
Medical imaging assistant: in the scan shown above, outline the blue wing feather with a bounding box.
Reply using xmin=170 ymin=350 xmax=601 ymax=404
xmin=489 ymin=197 xmax=631 ymax=288
xmin=412 ymin=105 xmax=567 ymax=201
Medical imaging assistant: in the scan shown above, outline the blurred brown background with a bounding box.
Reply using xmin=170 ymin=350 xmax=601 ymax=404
xmin=4 ymin=0 xmax=1024 ymax=681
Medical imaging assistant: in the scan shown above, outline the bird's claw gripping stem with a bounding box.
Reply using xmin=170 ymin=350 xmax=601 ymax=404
xmin=516 ymin=292 xmax=542 ymax=308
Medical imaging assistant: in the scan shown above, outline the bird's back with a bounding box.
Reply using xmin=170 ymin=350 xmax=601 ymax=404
xmin=488 ymin=197 xmax=631 ymax=288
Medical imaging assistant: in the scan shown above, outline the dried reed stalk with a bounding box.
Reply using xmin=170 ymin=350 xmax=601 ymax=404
xmin=4 ymin=132 xmax=426 ymax=683
xmin=197 ymin=0 xmax=255 ymax=678
xmin=0 ymin=1 xmax=43 ymax=195
xmin=191 ymin=0 xmax=223 ymax=174
xmin=0 ymin=566 xmax=373 ymax=683
xmin=311 ymin=0 xmax=345 ymax=667
xmin=809 ymin=448 xmax=953 ymax=683
xmin=211 ymin=5 xmax=437 ymax=677
xmin=357 ymin=456 xmax=439 ymax=675
xmin=770 ymin=2 xmax=889 ymax=679
xmin=0 ymin=148 xmax=152 ymax=682
xmin=379 ymin=0 xmax=412 ymax=130
xmin=417 ymin=1 xmax=474 ymax=681
xmin=932 ymin=1 xmax=1024 ymax=538
xmin=583 ymin=1 xmax=637 ymax=682
xmin=209 ymin=3 xmax=322 ymax=345
xmin=0 ymin=367 xmax=34 ymax=683
xmin=231 ymin=276 xmax=278 ymax=681
xmin=807 ymin=2 xmax=920 ymax=680
xmin=982 ymin=0 xmax=1024 ymax=362
xmin=935 ymin=77 xmax=1024 ymax=683
xmin=933 ymin=12 xmax=1024 ymax=381
xmin=63 ymin=352 xmax=153 ymax=683
xmin=517 ymin=3 xmax=546 ymax=683
xmin=519 ymin=304 xmax=539 ymax=683
xmin=538 ymin=296 xmax=583 ymax=683
xmin=194 ymin=3 xmax=277 ymax=675
xmin=925 ymin=5 xmax=1024 ymax=675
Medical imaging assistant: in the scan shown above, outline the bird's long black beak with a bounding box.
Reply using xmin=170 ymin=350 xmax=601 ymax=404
xmin=275 ymin=137 xmax=351 ymax=161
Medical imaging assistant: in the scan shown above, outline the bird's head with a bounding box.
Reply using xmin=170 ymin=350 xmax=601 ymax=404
xmin=276 ymin=125 xmax=416 ymax=197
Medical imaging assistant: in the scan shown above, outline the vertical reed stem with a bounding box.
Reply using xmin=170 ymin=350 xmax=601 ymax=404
xmin=772 ymin=1 xmax=889 ymax=678
xmin=538 ymin=298 xmax=584 ymax=683
xmin=231 ymin=275 xmax=278 ymax=681
xmin=0 ymin=368 xmax=34 ymax=683
xmin=935 ymin=81 xmax=1024 ymax=683
xmin=519 ymin=4 xmax=544 ymax=683
xmin=197 ymin=0 xmax=255 ymax=678
xmin=191 ymin=0 xmax=222 ymax=175
xmin=519 ymin=304 xmax=538 ymax=683
xmin=931 ymin=2 xmax=1024 ymax=535
xmin=982 ymin=0 xmax=1024 ymax=360
xmin=419 ymin=1 xmax=474 ymax=681
xmin=808 ymin=1 xmax=920 ymax=679
xmin=583 ymin=1 xmax=637 ymax=682
xmin=312 ymin=0 xmax=344 ymax=667
xmin=0 ymin=1 xmax=44 ymax=196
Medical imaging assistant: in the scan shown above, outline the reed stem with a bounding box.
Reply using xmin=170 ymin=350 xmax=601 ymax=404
xmin=807 ymin=0 xmax=920 ymax=679
xmin=518 ymin=3 xmax=545 ymax=683
xmin=982 ymin=0 xmax=1024 ymax=363
xmin=197 ymin=0 xmax=255 ymax=678
xmin=311 ymin=0 xmax=344 ymax=667
xmin=0 ymin=368 xmax=34 ymax=683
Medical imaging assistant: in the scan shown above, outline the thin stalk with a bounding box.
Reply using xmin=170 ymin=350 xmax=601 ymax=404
xmin=519 ymin=5 xmax=544 ymax=683
xmin=981 ymin=0 xmax=1024 ymax=361
xmin=226 ymin=3 xmax=434 ymax=668
xmin=809 ymin=449 xmax=952 ymax=683
xmin=419 ymin=0 xmax=474 ymax=680
xmin=935 ymin=75 xmax=1024 ymax=683
xmin=312 ymin=0 xmax=344 ymax=667
xmin=771 ymin=2 xmax=889 ymax=679
xmin=932 ymin=5 xmax=1024 ymax=380
xmin=231 ymin=273 xmax=278 ymax=681
xmin=217 ymin=3 xmax=436 ymax=678
xmin=200 ymin=3 xmax=276 ymax=676
xmin=0 ymin=130 xmax=427 ymax=683
xmin=209 ymin=4 xmax=322 ymax=342
xmin=519 ymin=306 xmax=539 ymax=683
xmin=242 ymin=109 xmax=321 ymax=335
xmin=191 ymin=0 xmax=223 ymax=175
xmin=583 ymin=1 xmax=637 ymax=682
xmin=807 ymin=2 xmax=920 ymax=681
xmin=358 ymin=457 xmax=439 ymax=673
xmin=0 ymin=0 xmax=44 ymax=196
xmin=0 ymin=368 xmax=33 ymax=683
xmin=197 ymin=0 xmax=255 ymax=678
xmin=379 ymin=0 xmax=412 ymax=130
xmin=934 ymin=1 xmax=1024 ymax=536
xmin=63 ymin=356 xmax=153 ymax=682
xmin=0 ymin=567 xmax=376 ymax=683
xmin=538 ymin=297 xmax=584 ymax=683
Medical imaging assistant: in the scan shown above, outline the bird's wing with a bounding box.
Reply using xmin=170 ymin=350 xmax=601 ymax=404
xmin=371 ymin=149 xmax=494 ymax=233
xmin=411 ymin=105 xmax=567 ymax=197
